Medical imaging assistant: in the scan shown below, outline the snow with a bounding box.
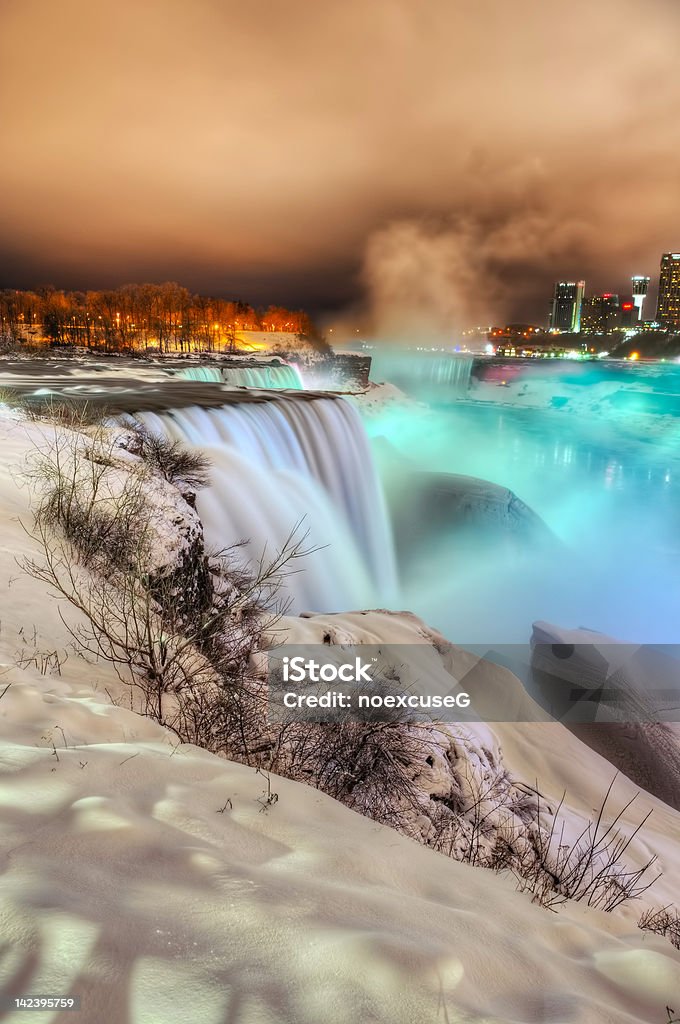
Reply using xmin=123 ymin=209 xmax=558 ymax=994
xmin=1 ymin=665 xmax=680 ymax=1023
xmin=468 ymin=372 xmax=680 ymax=445
xmin=235 ymin=331 xmax=302 ymax=350
xmin=347 ymin=380 xmax=423 ymax=417
xmin=0 ymin=413 xmax=679 ymax=1022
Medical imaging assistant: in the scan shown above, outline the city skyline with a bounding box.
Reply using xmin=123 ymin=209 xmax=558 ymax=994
xmin=545 ymin=255 xmax=680 ymax=335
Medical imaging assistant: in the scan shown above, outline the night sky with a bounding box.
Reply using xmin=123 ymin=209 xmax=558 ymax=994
xmin=1 ymin=0 xmax=679 ymax=330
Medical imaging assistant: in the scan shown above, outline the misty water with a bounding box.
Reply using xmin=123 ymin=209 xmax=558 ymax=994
xmin=123 ymin=353 xmax=680 ymax=646
xmin=136 ymin=396 xmax=398 ymax=612
xmin=364 ymin=358 xmax=680 ymax=645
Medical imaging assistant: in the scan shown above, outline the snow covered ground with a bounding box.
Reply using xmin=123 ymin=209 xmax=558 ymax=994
xmin=0 ymin=410 xmax=679 ymax=1022
xmin=347 ymin=380 xmax=422 ymax=416
xmin=468 ymin=370 xmax=680 ymax=444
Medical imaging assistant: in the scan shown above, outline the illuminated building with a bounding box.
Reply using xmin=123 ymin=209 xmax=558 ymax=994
xmin=631 ymin=275 xmax=650 ymax=322
xmin=580 ymin=294 xmax=624 ymax=334
xmin=619 ymin=296 xmax=637 ymax=328
xmin=549 ymin=281 xmax=585 ymax=332
xmin=656 ymin=253 xmax=680 ymax=330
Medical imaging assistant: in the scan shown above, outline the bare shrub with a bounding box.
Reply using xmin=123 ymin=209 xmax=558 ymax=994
xmin=639 ymin=906 xmax=680 ymax=950
xmin=509 ymin=780 xmax=659 ymax=912
xmin=21 ymin=397 xmax=109 ymax=427
xmin=272 ymin=717 xmax=436 ymax=831
xmin=0 ymin=386 xmax=21 ymax=407
xmin=130 ymin=425 xmax=211 ymax=488
xmin=425 ymin=766 xmax=659 ymax=914
xmin=27 ymin=425 xmax=149 ymax=572
xmin=21 ymin=424 xmax=308 ymax=757
xmin=429 ymin=760 xmax=526 ymax=866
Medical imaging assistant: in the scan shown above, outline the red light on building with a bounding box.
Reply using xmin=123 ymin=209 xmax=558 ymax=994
xmin=622 ymin=302 xmax=633 ymax=310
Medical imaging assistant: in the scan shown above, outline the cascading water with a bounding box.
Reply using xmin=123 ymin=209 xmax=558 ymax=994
xmin=223 ymin=365 xmax=303 ymax=389
xmin=135 ymin=395 xmax=397 ymax=612
xmin=370 ymin=350 xmax=473 ymax=398
xmin=177 ymin=367 xmax=223 ymax=383
xmin=176 ymin=363 xmax=304 ymax=389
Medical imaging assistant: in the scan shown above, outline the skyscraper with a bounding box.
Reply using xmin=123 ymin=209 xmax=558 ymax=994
xmin=549 ymin=281 xmax=585 ymax=332
xmin=657 ymin=254 xmax=680 ymax=330
xmin=580 ymin=294 xmax=632 ymax=334
xmin=631 ymin=275 xmax=650 ymax=322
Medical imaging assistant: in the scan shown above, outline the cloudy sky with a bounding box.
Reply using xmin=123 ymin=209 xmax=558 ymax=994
xmin=1 ymin=0 xmax=679 ymax=328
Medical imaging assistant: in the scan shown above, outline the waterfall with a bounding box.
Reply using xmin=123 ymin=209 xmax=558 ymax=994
xmin=222 ymin=364 xmax=303 ymax=389
xmin=431 ymin=355 xmax=473 ymax=392
xmin=370 ymin=351 xmax=473 ymax=398
xmin=177 ymin=366 xmax=223 ymax=383
xmin=176 ymin=363 xmax=304 ymax=389
xmin=135 ymin=395 xmax=397 ymax=612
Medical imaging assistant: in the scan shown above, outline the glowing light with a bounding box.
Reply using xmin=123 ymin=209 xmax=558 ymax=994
xmin=629 ymin=351 xmax=640 ymax=361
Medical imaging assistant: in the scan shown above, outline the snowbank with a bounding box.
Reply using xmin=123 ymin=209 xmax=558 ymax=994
xmin=0 ymin=413 xmax=679 ymax=1022
xmin=347 ymin=380 xmax=422 ymax=417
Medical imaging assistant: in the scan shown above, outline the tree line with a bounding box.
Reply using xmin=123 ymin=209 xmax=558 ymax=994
xmin=0 ymin=282 xmax=325 ymax=353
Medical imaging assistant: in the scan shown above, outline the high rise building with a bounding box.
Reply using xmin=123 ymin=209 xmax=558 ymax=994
xmin=631 ymin=275 xmax=650 ymax=322
xmin=580 ymin=294 xmax=622 ymax=334
xmin=657 ymin=254 xmax=680 ymax=330
xmin=549 ymin=280 xmax=585 ymax=332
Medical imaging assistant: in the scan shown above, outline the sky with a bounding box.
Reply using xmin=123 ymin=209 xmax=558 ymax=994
xmin=1 ymin=0 xmax=679 ymax=331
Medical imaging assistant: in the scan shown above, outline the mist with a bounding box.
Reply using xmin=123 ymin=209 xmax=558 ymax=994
xmin=359 ymin=362 xmax=680 ymax=644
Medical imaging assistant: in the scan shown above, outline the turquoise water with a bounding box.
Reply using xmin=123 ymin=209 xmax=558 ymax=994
xmin=424 ymin=402 xmax=680 ymax=548
xmin=364 ymin=365 xmax=680 ymax=644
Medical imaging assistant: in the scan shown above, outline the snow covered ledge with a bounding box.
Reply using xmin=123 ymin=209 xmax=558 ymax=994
xmin=0 ymin=412 xmax=679 ymax=1021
